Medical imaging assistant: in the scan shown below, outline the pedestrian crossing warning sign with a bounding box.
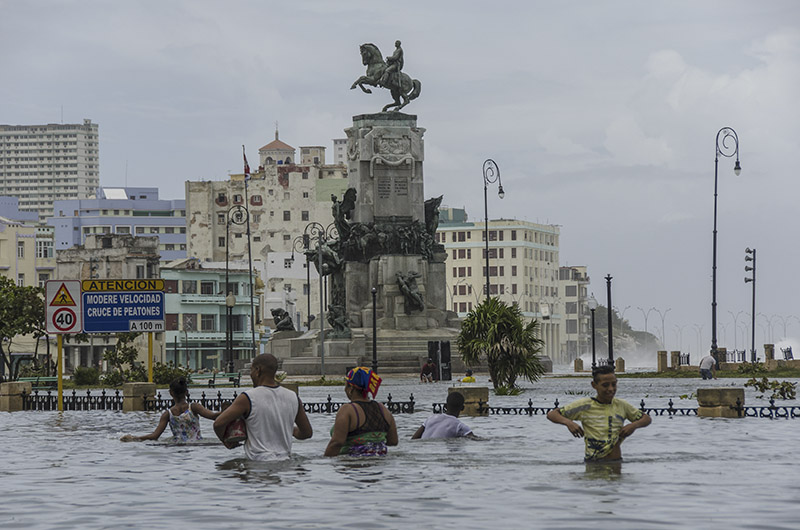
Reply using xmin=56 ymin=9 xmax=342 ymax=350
xmin=51 ymin=284 xmax=77 ymax=306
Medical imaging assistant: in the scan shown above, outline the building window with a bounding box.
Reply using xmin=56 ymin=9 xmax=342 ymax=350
xmin=566 ymin=302 xmax=577 ymax=314
xmin=17 ymin=241 xmax=24 ymax=258
xmin=458 ymin=249 xmax=465 ymax=259
xmin=303 ymin=192 xmax=309 ymax=198
xmin=218 ymin=237 xmax=225 ymax=247
xmin=512 ymin=283 xmax=517 ymax=294
xmin=565 ymin=285 xmax=577 ymax=297
xmin=283 ymin=234 xmax=291 ymax=241
xmin=458 ymin=232 xmax=466 ymax=242
xmin=17 ymin=273 xmax=25 ymax=287
xmin=182 ymin=280 xmax=197 ymax=294
xmin=452 ymin=250 xmax=457 ymax=260
xmin=136 ymin=265 xmax=145 ymax=279
xmin=511 ymin=230 xmax=517 ymax=240
xmin=217 ymin=213 xmax=225 ymax=225
xmin=302 ymin=171 xmax=309 ymax=179
xmin=165 ymin=227 xmax=174 ymax=234
xmin=303 ymin=283 xmax=309 ymax=295
xmin=284 ymin=192 xmax=290 ymax=200
xmin=512 ymin=266 xmax=517 ymax=276
xmin=252 ymin=214 xmax=261 ymax=223
xmin=135 ymin=227 xmax=144 ymax=234
xmin=182 ymin=314 xmax=196 ymax=332
xmin=38 ymin=273 xmax=50 ymax=288
xmin=251 ymin=195 xmax=263 ymax=206
xmin=233 ymin=194 xmax=243 ymax=204
xmin=116 ymin=226 xmax=130 ymax=234
xmin=458 ymin=267 xmax=466 ymax=277
xmin=200 ymin=281 xmax=215 ymax=295
xmin=284 ymin=258 xmax=293 ymax=269
xmin=36 ymin=240 xmax=53 ymax=258
xmin=301 ymin=211 xmax=309 ymax=221
xmin=283 ymin=211 xmax=291 ymax=221
xmin=511 ymin=247 xmax=516 ymax=258
xmin=201 ymin=314 xmax=215 ymax=332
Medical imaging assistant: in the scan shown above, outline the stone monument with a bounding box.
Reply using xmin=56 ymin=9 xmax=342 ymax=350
xmin=277 ymin=41 xmax=459 ymax=375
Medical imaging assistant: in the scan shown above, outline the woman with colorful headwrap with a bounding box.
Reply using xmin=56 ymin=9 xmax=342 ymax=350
xmin=324 ymin=367 xmax=398 ymax=457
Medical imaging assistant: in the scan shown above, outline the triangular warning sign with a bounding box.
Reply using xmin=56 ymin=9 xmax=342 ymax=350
xmin=51 ymin=283 xmax=76 ymax=306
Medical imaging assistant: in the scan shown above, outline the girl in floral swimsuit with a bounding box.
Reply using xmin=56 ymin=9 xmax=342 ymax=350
xmin=121 ymin=377 xmax=222 ymax=443
xmin=324 ymin=367 xmax=398 ymax=456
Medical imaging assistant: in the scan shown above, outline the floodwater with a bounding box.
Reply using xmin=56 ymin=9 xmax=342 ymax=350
xmin=2 ymin=375 xmax=799 ymax=529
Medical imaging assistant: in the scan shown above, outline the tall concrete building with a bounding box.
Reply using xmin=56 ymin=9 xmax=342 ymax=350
xmin=437 ymin=212 xmax=564 ymax=363
xmin=0 ymin=119 xmax=99 ymax=222
xmin=186 ymin=135 xmax=348 ymax=329
xmin=332 ymin=138 xmax=347 ymax=166
xmin=48 ymin=187 xmax=186 ymax=262
xmin=559 ymin=265 xmax=591 ymax=362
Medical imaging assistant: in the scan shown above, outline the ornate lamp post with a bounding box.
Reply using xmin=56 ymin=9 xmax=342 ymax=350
xmin=482 ymin=159 xmax=504 ymax=302
xmin=637 ymin=306 xmax=656 ymax=335
xmin=744 ymin=247 xmax=756 ymax=363
xmin=711 ymin=127 xmax=741 ymax=360
xmin=588 ymin=294 xmax=598 ymax=369
xmin=304 ymin=222 xmax=334 ymax=377
xmin=728 ymin=310 xmax=744 ymax=350
xmin=226 ymin=204 xmax=247 ymax=371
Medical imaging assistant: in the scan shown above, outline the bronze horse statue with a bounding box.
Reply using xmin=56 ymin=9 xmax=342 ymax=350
xmin=351 ymin=43 xmax=422 ymax=112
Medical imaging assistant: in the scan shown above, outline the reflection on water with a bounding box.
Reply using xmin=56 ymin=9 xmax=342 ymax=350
xmin=2 ymin=376 xmax=800 ymax=529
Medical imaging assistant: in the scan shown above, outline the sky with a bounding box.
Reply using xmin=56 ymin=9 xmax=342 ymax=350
xmin=2 ymin=0 xmax=799 ymax=354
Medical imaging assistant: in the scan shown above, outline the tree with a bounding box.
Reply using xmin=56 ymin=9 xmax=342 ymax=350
xmin=102 ymin=332 xmax=145 ymax=386
xmin=457 ymin=297 xmax=545 ymax=390
xmin=0 ymin=276 xmax=45 ymax=380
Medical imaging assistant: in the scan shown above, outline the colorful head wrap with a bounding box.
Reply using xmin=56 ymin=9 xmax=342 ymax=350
xmin=346 ymin=367 xmax=382 ymax=399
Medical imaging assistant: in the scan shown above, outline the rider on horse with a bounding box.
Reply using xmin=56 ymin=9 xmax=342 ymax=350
xmin=379 ymin=40 xmax=403 ymax=87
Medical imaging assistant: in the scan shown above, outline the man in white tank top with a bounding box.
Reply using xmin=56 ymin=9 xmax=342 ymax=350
xmin=214 ymin=354 xmax=312 ymax=460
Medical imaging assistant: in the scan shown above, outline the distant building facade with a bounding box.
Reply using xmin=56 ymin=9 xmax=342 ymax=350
xmin=333 ymin=138 xmax=347 ymax=166
xmin=558 ymin=265 xmax=591 ymax=362
xmin=0 ymin=119 xmax=99 ymax=222
xmin=437 ymin=212 xmax=564 ymax=363
xmin=162 ymin=258 xmax=259 ymax=371
xmin=55 ymin=234 xmax=161 ymax=371
xmin=48 ymin=187 xmax=186 ymax=262
xmin=186 ymin=133 xmax=347 ymax=329
xmin=0 ymin=196 xmax=55 ymax=289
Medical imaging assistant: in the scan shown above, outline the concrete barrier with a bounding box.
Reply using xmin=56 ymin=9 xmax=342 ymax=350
xmin=574 ymin=358 xmax=584 ymax=373
xmin=122 ymin=382 xmax=156 ymax=412
xmin=450 ymin=386 xmax=488 ymax=417
xmin=697 ymin=388 xmax=744 ymax=418
xmin=670 ymin=351 xmax=680 ymax=370
xmin=657 ymin=351 xmax=668 ymax=372
xmin=765 ymin=344 xmax=774 ymax=361
xmin=615 ymin=357 xmax=625 ymax=373
xmin=0 ymin=381 xmax=33 ymax=412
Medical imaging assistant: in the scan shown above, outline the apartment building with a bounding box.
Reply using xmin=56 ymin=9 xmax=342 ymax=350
xmin=0 ymin=197 xmax=56 ymax=289
xmin=48 ymin=187 xmax=186 ymax=262
xmin=437 ymin=213 xmax=564 ymax=363
xmin=162 ymin=258 xmax=258 ymax=371
xmin=0 ymin=119 xmax=99 ymax=222
xmin=186 ymin=135 xmax=348 ymax=328
xmin=559 ymin=265 xmax=592 ymax=362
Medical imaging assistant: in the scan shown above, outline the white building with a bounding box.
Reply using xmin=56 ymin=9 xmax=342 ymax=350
xmin=437 ymin=211 xmax=565 ymax=363
xmin=0 ymin=119 xmax=99 ymax=222
xmin=333 ymin=138 xmax=347 ymax=166
xmin=558 ymin=265 xmax=592 ymax=362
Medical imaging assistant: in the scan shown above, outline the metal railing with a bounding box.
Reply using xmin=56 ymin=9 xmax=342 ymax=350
xmin=22 ymin=389 xmax=124 ymax=411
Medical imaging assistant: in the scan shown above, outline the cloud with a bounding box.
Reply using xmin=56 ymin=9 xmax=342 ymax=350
xmin=603 ymin=114 xmax=673 ymax=166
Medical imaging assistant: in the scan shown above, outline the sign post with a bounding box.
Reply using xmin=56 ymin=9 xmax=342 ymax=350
xmin=46 ymin=281 xmax=82 ymax=412
xmin=82 ymin=280 xmax=164 ymax=384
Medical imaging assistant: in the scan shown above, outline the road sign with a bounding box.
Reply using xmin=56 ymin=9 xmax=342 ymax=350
xmin=46 ymin=281 xmax=82 ymax=334
xmin=82 ymin=290 xmax=165 ymax=333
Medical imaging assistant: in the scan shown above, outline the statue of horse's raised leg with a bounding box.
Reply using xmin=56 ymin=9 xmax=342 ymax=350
xmin=350 ymin=77 xmax=374 ymax=94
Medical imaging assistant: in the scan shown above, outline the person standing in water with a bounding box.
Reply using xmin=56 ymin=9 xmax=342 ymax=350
xmin=120 ymin=376 xmax=221 ymax=442
xmin=214 ymin=354 xmax=313 ymax=460
xmin=547 ymin=365 xmax=651 ymax=462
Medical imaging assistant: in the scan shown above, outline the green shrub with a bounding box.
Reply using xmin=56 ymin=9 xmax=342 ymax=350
xmin=153 ymin=361 xmax=191 ymax=385
xmin=73 ymin=366 xmax=100 ymax=385
xmin=744 ymin=377 xmax=797 ymax=400
xmin=494 ymin=385 xmax=523 ymax=396
xmin=102 ymin=370 xmax=126 ymax=387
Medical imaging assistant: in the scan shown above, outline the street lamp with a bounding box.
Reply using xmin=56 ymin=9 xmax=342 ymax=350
xmin=693 ymin=324 xmax=704 ymax=357
xmin=482 ymin=159 xmax=504 ymax=302
xmin=744 ymin=247 xmax=756 ymax=362
xmin=674 ymin=324 xmax=687 ymax=352
xmin=371 ymin=287 xmax=378 ymax=373
xmin=605 ymin=274 xmax=614 ymax=363
xmin=653 ymin=308 xmax=671 ymax=349
xmin=729 ymin=310 xmax=744 ymax=350
xmin=588 ymin=294 xmax=598 ymax=369
xmin=304 ymin=222 xmax=331 ymax=377
xmin=225 ymin=292 xmax=236 ymax=372
xmin=711 ymin=127 xmax=741 ymax=360
xmin=637 ymin=306 xmax=656 ymax=335
xmin=291 ymin=234 xmax=312 ymax=329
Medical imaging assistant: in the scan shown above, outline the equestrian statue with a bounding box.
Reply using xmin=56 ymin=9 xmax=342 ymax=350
xmin=350 ymin=40 xmax=422 ymax=112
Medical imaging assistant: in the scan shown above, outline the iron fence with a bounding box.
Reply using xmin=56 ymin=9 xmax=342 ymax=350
xmin=22 ymin=389 xmax=124 ymax=411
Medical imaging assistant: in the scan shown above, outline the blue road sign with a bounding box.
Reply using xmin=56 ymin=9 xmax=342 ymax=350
xmin=82 ymin=291 xmax=165 ymax=333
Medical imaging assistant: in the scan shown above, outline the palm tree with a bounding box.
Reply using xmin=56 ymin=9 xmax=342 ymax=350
xmin=457 ymin=297 xmax=545 ymax=390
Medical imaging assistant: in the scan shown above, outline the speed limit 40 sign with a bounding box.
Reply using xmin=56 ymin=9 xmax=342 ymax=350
xmin=46 ymin=280 xmax=83 ymax=334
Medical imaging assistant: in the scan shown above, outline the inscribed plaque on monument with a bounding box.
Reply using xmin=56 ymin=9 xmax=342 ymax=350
xmin=373 ymin=166 xmax=411 ymax=216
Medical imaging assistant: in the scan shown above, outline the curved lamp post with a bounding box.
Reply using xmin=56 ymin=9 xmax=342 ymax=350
xmin=588 ymin=294 xmax=598 ymax=369
xmin=637 ymin=306 xmax=656 ymax=335
xmin=482 ymin=159 xmax=504 ymax=301
xmin=711 ymin=127 xmax=741 ymax=359
xmin=653 ymin=308 xmax=671 ymax=349
xmin=304 ymin=222 xmax=329 ymax=377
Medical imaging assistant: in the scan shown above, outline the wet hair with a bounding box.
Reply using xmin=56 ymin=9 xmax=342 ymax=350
xmin=169 ymin=376 xmax=188 ymax=397
xmin=592 ymin=364 xmax=615 ymax=381
xmin=446 ymin=391 xmax=465 ymax=412
xmin=465 ymin=369 xmax=473 ymax=376
xmin=252 ymin=354 xmax=278 ymax=376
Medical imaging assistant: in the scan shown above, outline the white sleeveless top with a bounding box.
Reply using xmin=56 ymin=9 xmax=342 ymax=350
xmin=242 ymin=385 xmax=299 ymax=461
